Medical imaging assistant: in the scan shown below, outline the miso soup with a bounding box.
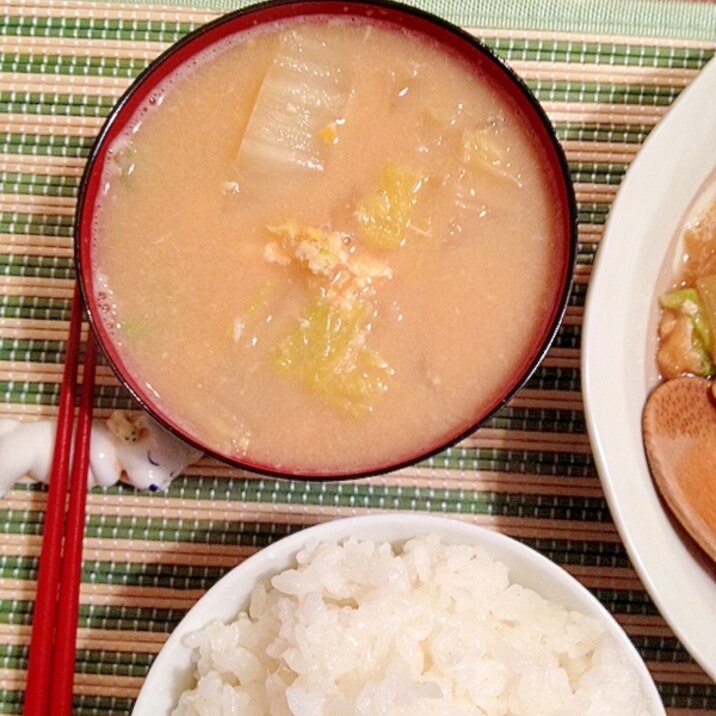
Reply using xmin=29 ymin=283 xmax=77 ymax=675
xmin=90 ymin=15 xmax=569 ymax=475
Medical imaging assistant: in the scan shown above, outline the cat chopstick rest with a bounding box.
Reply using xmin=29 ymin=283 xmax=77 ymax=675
xmin=0 ymin=410 xmax=203 ymax=497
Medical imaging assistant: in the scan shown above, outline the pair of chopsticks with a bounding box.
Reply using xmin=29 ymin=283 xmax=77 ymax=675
xmin=23 ymin=284 xmax=98 ymax=716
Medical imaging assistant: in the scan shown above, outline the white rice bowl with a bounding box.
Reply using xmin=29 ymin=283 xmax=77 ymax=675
xmin=132 ymin=515 xmax=665 ymax=716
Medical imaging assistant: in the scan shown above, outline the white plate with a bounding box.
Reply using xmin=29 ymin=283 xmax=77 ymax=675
xmin=132 ymin=514 xmax=664 ymax=714
xmin=582 ymin=57 xmax=716 ymax=679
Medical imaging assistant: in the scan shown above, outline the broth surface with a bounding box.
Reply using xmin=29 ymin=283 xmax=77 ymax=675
xmin=93 ymin=17 xmax=564 ymax=474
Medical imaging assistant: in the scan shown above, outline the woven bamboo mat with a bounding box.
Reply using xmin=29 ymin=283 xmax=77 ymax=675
xmin=1 ymin=0 xmax=716 ymax=713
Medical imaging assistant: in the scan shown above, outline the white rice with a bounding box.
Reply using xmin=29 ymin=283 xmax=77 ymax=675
xmin=172 ymin=536 xmax=654 ymax=715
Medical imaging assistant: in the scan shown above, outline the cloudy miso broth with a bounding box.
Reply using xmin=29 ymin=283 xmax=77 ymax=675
xmin=93 ymin=17 xmax=565 ymax=474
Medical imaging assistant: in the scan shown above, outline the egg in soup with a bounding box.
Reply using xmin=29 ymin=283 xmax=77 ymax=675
xmin=91 ymin=16 xmax=569 ymax=475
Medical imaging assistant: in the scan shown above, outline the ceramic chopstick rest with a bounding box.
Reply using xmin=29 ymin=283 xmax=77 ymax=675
xmin=0 ymin=410 xmax=202 ymax=497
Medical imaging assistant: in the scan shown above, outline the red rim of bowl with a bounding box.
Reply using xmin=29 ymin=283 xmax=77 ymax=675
xmin=75 ymin=0 xmax=578 ymax=481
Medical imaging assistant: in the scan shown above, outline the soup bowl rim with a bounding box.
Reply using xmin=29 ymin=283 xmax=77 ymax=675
xmin=74 ymin=0 xmax=578 ymax=480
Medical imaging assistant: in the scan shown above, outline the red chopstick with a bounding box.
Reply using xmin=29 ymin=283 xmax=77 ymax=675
xmin=50 ymin=329 xmax=97 ymax=715
xmin=23 ymin=284 xmax=98 ymax=716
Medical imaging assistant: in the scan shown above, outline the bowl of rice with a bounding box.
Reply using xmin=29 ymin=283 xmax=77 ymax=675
xmin=132 ymin=515 xmax=664 ymax=715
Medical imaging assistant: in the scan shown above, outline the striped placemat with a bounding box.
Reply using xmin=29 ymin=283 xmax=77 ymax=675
xmin=1 ymin=0 xmax=715 ymax=713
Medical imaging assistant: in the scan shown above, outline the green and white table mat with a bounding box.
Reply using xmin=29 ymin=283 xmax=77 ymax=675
xmin=1 ymin=0 xmax=715 ymax=712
